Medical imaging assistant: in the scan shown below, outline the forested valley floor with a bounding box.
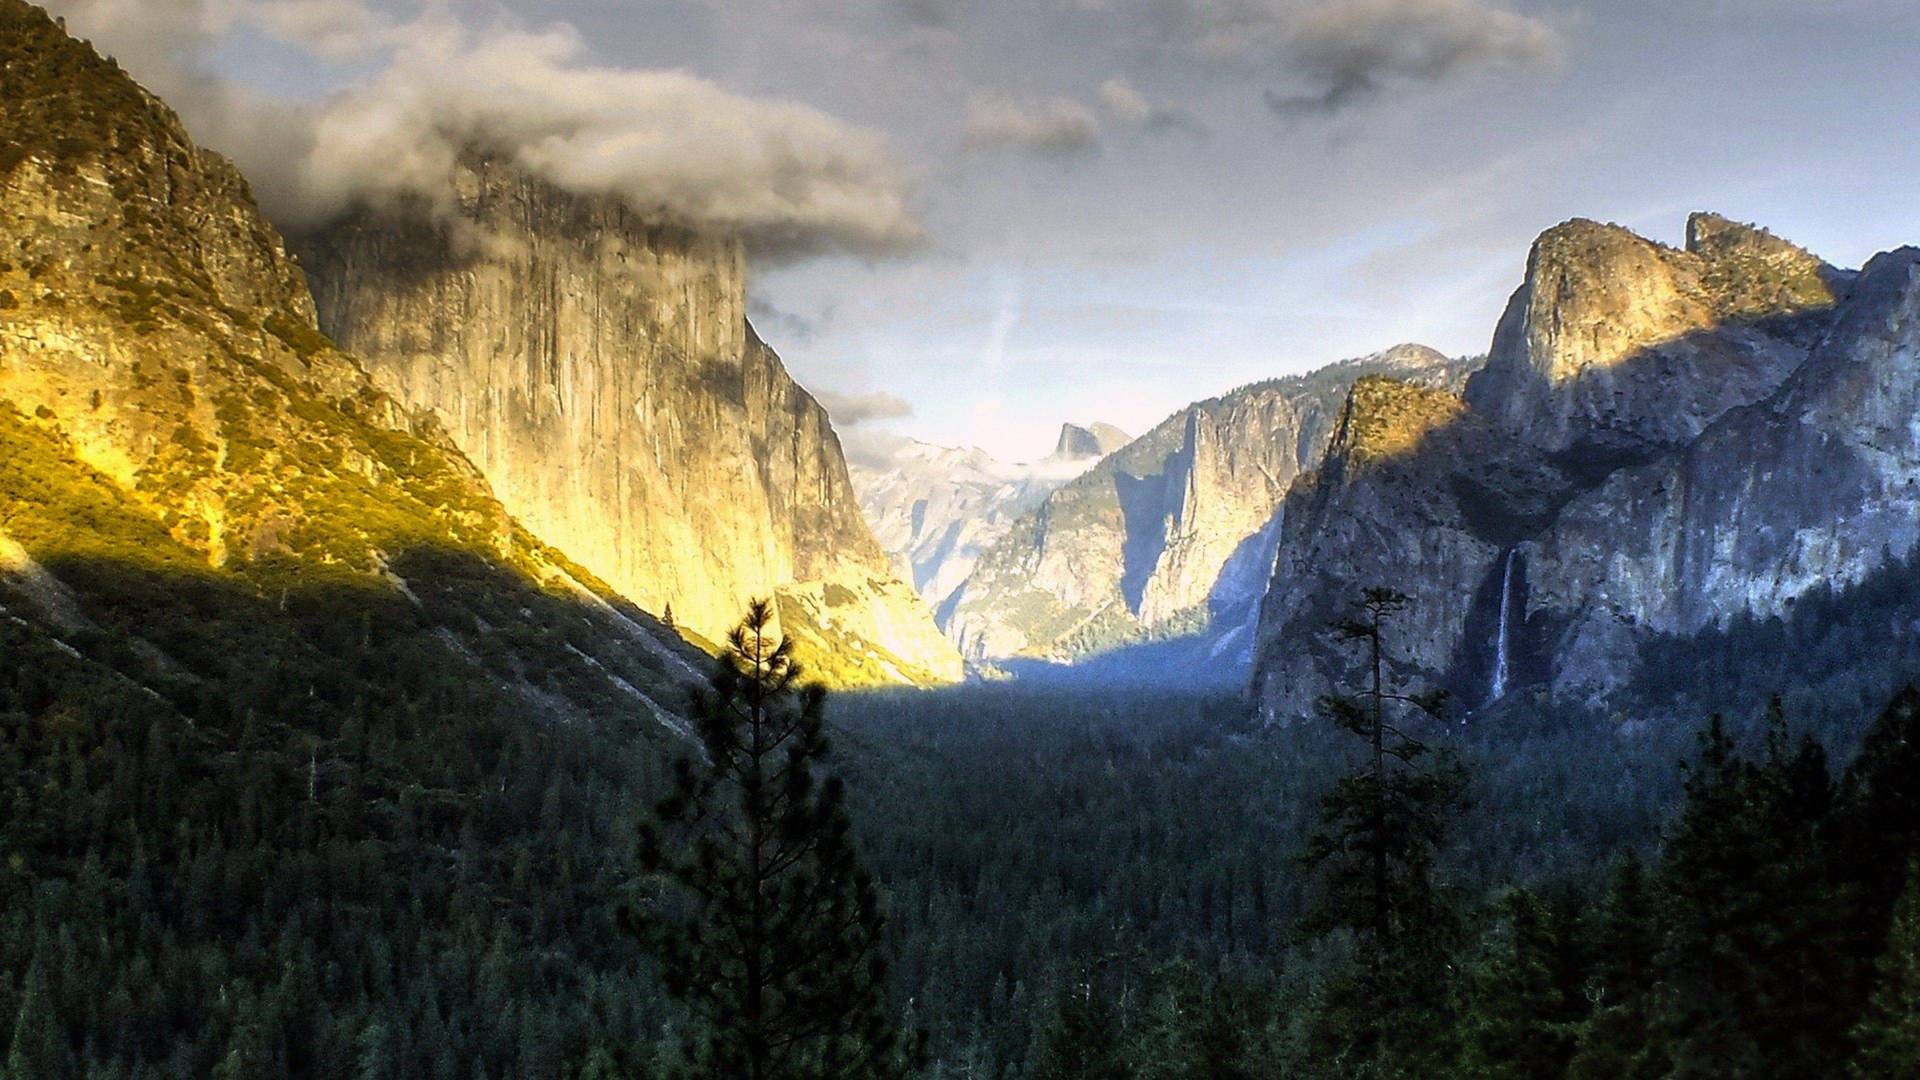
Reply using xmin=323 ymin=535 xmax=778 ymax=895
xmin=6 ymin=594 xmax=1920 ymax=1077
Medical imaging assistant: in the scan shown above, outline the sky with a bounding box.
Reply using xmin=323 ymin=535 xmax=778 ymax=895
xmin=42 ymin=0 xmax=1920 ymax=463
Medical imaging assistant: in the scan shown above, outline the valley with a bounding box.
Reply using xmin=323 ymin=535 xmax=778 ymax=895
xmin=5 ymin=0 xmax=1920 ymax=1076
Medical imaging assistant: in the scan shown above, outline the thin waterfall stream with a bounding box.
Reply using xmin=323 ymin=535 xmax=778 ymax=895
xmin=1491 ymin=549 xmax=1516 ymax=700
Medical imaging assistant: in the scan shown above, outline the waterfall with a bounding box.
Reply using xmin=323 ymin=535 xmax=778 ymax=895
xmin=1491 ymin=549 xmax=1517 ymax=701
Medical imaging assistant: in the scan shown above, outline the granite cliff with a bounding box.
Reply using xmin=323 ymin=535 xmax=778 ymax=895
xmin=1526 ymin=244 xmax=1920 ymax=706
xmin=946 ymin=346 xmax=1473 ymax=667
xmin=1251 ymin=213 xmax=1906 ymax=723
xmin=296 ymin=157 xmax=961 ymax=687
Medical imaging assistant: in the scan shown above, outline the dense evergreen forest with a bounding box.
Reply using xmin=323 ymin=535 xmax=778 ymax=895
xmin=5 ymin=572 xmax=1920 ymax=1076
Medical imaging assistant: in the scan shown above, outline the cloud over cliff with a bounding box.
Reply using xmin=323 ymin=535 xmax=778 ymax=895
xmin=42 ymin=0 xmax=925 ymax=259
xmin=816 ymin=389 xmax=916 ymax=426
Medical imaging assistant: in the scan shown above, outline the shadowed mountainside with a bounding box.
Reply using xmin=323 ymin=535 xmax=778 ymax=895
xmin=1253 ymin=213 xmax=1919 ymax=725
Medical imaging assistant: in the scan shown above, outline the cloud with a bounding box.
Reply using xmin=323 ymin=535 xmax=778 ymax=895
xmin=1159 ymin=0 xmax=1561 ymax=112
xmin=42 ymin=0 xmax=925 ymax=260
xmin=1098 ymin=77 xmax=1207 ymax=134
xmin=892 ymin=0 xmax=963 ymax=27
xmin=1264 ymin=0 xmax=1566 ymax=112
xmin=1098 ymin=77 xmax=1156 ymax=124
xmin=815 ymin=389 xmax=916 ymax=426
xmin=963 ymin=92 xmax=1103 ymax=156
xmin=747 ymin=296 xmax=826 ymax=345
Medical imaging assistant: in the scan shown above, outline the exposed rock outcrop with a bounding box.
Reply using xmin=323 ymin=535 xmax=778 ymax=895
xmin=297 ymin=156 xmax=960 ymax=687
xmin=948 ymin=345 xmax=1474 ymax=666
xmin=1053 ymin=422 xmax=1132 ymax=460
xmin=1251 ymin=378 xmax=1574 ymax=719
xmin=1465 ymin=214 xmax=1842 ymax=454
xmin=1527 ymin=245 xmax=1920 ymax=705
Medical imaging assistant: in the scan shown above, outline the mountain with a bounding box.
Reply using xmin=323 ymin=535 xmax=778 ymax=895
xmin=1528 ymin=241 xmax=1920 ymax=706
xmin=1052 ymin=421 xmax=1133 ymax=459
xmin=1465 ymin=213 xmax=1842 ymax=453
xmin=1251 ymin=213 xmax=1907 ymax=722
xmin=295 ymin=155 xmax=961 ymax=688
xmin=944 ymin=346 xmax=1476 ymax=668
xmin=0 ymin=10 xmax=737 ymax=1068
xmin=0 ymin=0 xmax=705 ymax=732
xmin=846 ymin=421 xmax=1130 ymax=614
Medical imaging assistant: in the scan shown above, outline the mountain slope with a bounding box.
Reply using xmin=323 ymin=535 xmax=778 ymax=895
xmin=1251 ymin=213 xmax=1896 ymax=723
xmin=295 ymin=156 xmax=961 ymax=688
xmin=0 ymin=0 xmax=702 ymax=734
xmin=0 ymin=9 xmax=727 ymax=1068
xmin=847 ymin=421 xmax=1130 ymax=613
xmin=1465 ymin=214 xmax=1843 ymax=454
xmin=1528 ymin=243 xmax=1920 ymax=706
xmin=945 ymin=345 xmax=1474 ymax=666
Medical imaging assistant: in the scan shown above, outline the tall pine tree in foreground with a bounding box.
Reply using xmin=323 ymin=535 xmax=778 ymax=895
xmin=634 ymin=601 xmax=911 ymax=1079
xmin=1300 ymin=587 xmax=1467 ymax=1076
xmin=1852 ymin=862 xmax=1920 ymax=1078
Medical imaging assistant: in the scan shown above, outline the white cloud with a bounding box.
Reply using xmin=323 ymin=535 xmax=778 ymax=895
xmin=963 ymin=92 xmax=1103 ymax=156
xmin=815 ymin=389 xmax=916 ymax=425
xmin=1098 ymin=76 xmax=1207 ymax=133
xmin=1163 ymin=0 xmax=1563 ymax=111
xmin=42 ymin=0 xmax=925 ymax=259
xmin=1099 ymin=77 xmax=1155 ymax=123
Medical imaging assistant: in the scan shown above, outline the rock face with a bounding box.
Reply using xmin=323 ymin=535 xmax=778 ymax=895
xmin=947 ymin=346 xmax=1474 ymax=666
xmin=1053 ymin=422 xmax=1132 ymax=460
xmin=0 ymin=0 xmax=703 ymax=731
xmin=1251 ymin=378 xmax=1574 ymax=719
xmin=1528 ymin=245 xmax=1920 ymax=705
xmin=1465 ymin=215 xmax=1842 ymax=453
xmin=1251 ymin=213 xmax=1911 ymax=723
xmin=847 ymin=422 xmax=1129 ymax=615
xmin=297 ymin=157 xmax=960 ymax=687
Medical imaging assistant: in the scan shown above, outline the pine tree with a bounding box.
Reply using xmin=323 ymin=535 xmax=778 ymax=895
xmin=4 ymin=958 xmax=66 ymax=1080
xmin=1834 ymin=686 xmax=1920 ymax=1017
xmin=1747 ymin=701 xmax=1851 ymax=1070
xmin=1031 ymin=975 xmax=1124 ymax=1080
xmin=1569 ymin=852 xmax=1666 ymax=1079
xmin=1463 ymin=889 xmax=1583 ymax=1079
xmin=1651 ymin=704 xmax=1847 ymax=1078
xmin=1299 ymin=587 xmax=1466 ymax=1075
xmin=633 ymin=601 xmax=911 ymax=1079
xmin=1851 ymin=863 xmax=1920 ymax=1078
xmin=1654 ymin=714 xmax=1768 ymax=1077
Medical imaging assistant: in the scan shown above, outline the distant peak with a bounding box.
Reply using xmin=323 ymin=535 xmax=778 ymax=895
xmin=1053 ymin=422 xmax=1131 ymax=460
xmin=1372 ymin=343 xmax=1451 ymax=369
